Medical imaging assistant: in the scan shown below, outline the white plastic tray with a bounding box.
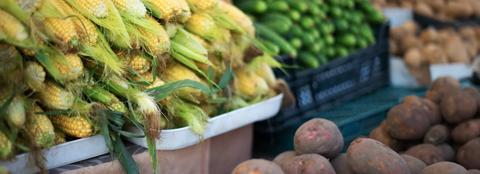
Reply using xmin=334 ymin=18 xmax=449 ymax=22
xmin=0 ymin=135 xmax=108 ymax=174
xmin=127 ymin=94 xmax=284 ymax=150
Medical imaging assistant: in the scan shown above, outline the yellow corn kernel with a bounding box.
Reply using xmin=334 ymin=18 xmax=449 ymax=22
xmin=43 ymin=17 xmax=79 ymax=50
xmin=53 ymin=54 xmax=84 ymax=81
xmin=218 ymin=1 xmax=254 ymax=37
xmin=0 ymin=9 xmax=28 ymax=41
xmin=74 ymin=17 xmax=99 ymax=45
xmin=50 ymin=114 xmax=94 ymax=138
xmin=54 ymin=129 xmax=66 ymax=145
xmin=129 ymin=54 xmax=151 ymax=74
xmin=139 ymin=16 xmax=170 ymax=56
xmin=0 ymin=131 xmax=13 ymax=160
xmin=163 ymin=63 xmax=204 ymax=100
xmin=24 ymin=61 xmax=46 ymax=91
xmin=186 ymin=0 xmax=218 ymax=12
xmin=185 ymin=12 xmax=225 ymax=41
xmin=76 ymin=0 xmax=109 ymax=18
xmin=25 ymin=105 xmax=55 ymax=148
xmin=112 ymin=0 xmax=147 ymax=17
xmin=177 ymin=0 xmax=191 ymax=22
xmin=142 ymin=0 xmax=181 ymax=21
xmin=38 ymin=81 xmax=75 ymax=110
xmin=234 ymin=69 xmax=269 ymax=100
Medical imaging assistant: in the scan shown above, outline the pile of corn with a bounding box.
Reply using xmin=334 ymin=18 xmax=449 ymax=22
xmin=0 ymin=0 xmax=279 ymax=163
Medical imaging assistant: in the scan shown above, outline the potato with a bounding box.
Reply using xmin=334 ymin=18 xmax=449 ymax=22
xmin=451 ymin=119 xmax=480 ymax=144
xmin=443 ymin=36 xmax=470 ymax=64
xmin=409 ymin=66 xmax=432 ymax=86
xmin=331 ymin=153 xmax=355 ymax=174
xmin=369 ymin=121 xmax=404 ymax=151
xmin=468 ymin=169 xmax=480 ymax=174
xmin=457 ymin=138 xmax=480 ymax=169
xmin=293 ymin=118 xmax=344 ymax=158
xmin=424 ymin=0 xmax=445 ymax=12
xmin=401 ymin=36 xmax=422 ymax=55
xmin=391 ymin=27 xmax=407 ymax=41
xmin=402 ymin=21 xmax=418 ymax=35
xmin=422 ymin=44 xmax=448 ymax=65
xmin=403 ymin=96 xmax=442 ymax=124
xmin=420 ymin=28 xmax=440 ymax=44
xmin=424 ymin=124 xmax=450 ymax=145
xmin=420 ymin=162 xmax=467 ymax=174
xmin=441 ymin=91 xmax=477 ymax=124
xmin=405 ymin=144 xmax=444 ymax=165
xmin=346 ymin=138 xmax=410 ymax=174
xmin=401 ymin=154 xmax=427 ymax=174
xmin=273 ymin=151 xmax=296 ymax=166
xmin=415 ymin=2 xmax=434 ymax=16
xmin=405 ymin=48 xmax=425 ymax=68
xmin=385 ymin=103 xmax=431 ymax=140
xmin=445 ymin=1 xmax=474 ymax=18
xmin=462 ymin=87 xmax=480 ymax=114
xmin=232 ymin=159 xmax=284 ymax=174
xmin=280 ymin=154 xmax=335 ymax=174
xmin=437 ymin=144 xmax=455 ymax=162
xmin=426 ymin=77 xmax=461 ymax=104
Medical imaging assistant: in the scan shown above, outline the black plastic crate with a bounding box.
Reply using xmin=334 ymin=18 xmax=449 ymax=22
xmin=414 ymin=12 xmax=480 ymax=29
xmin=265 ymin=22 xmax=391 ymax=127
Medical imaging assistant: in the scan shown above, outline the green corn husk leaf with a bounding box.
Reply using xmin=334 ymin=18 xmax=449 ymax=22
xmin=170 ymin=51 xmax=214 ymax=85
xmin=172 ymin=29 xmax=208 ymax=56
xmin=146 ymin=80 xmax=211 ymax=101
xmin=79 ymin=31 xmax=125 ymax=76
xmin=167 ymin=98 xmax=208 ymax=135
xmin=112 ymin=133 xmax=139 ymax=174
xmin=146 ymin=135 xmax=158 ymax=174
xmin=35 ymin=48 xmax=65 ymax=83
xmin=65 ymin=0 xmax=131 ymax=49
xmin=171 ymin=41 xmax=210 ymax=65
xmin=0 ymin=0 xmax=31 ymax=24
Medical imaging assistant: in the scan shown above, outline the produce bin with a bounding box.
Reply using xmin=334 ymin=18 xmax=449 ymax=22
xmin=413 ymin=12 xmax=480 ymax=28
xmin=253 ymin=87 xmax=425 ymax=157
xmin=267 ymin=22 xmax=390 ymax=127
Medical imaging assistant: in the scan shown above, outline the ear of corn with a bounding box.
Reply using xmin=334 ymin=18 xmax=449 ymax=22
xmin=112 ymin=0 xmax=147 ymax=18
xmin=6 ymin=96 xmax=26 ymax=128
xmin=49 ymin=114 xmax=94 ymax=138
xmin=24 ymin=61 xmax=46 ymax=91
xmin=79 ymin=32 xmax=125 ymax=75
xmin=128 ymin=54 xmax=151 ymax=75
xmin=186 ymin=0 xmax=218 ymax=12
xmin=50 ymin=53 xmax=85 ymax=82
xmin=83 ymin=86 xmax=127 ymax=113
xmin=162 ymin=63 xmax=205 ymax=103
xmin=74 ymin=17 xmax=99 ymax=46
xmin=0 ymin=9 xmax=31 ymax=47
xmin=177 ymin=0 xmax=191 ymax=22
xmin=25 ymin=105 xmax=55 ymax=148
xmin=138 ymin=16 xmax=171 ymax=57
xmin=38 ymin=81 xmax=75 ymax=110
xmin=142 ymin=0 xmax=182 ymax=21
xmin=234 ymin=69 xmax=269 ymax=100
xmin=73 ymin=0 xmax=109 ymax=18
xmin=42 ymin=17 xmax=79 ymax=51
xmin=166 ymin=98 xmax=207 ymax=135
xmin=218 ymin=1 xmax=254 ymax=37
xmin=54 ymin=129 xmax=66 ymax=145
xmin=0 ymin=131 xmax=13 ymax=160
xmin=185 ymin=12 xmax=230 ymax=43
xmin=254 ymin=63 xmax=276 ymax=87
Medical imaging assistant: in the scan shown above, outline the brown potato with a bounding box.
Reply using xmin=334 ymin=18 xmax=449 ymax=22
xmin=468 ymin=169 xmax=480 ymax=174
xmin=331 ymin=153 xmax=355 ymax=174
xmin=422 ymin=44 xmax=448 ymax=65
xmin=443 ymin=35 xmax=470 ymax=64
xmin=424 ymin=124 xmax=450 ymax=145
xmin=415 ymin=2 xmax=434 ymax=16
xmin=273 ymin=151 xmax=296 ymax=166
xmin=445 ymin=1 xmax=474 ymax=18
xmin=426 ymin=77 xmax=461 ymax=104
xmin=457 ymin=138 xmax=480 ymax=169
xmin=420 ymin=162 xmax=467 ymax=174
xmin=369 ymin=122 xmax=404 ymax=151
xmin=402 ymin=154 xmax=427 ymax=174
xmin=280 ymin=154 xmax=335 ymax=174
xmin=436 ymin=144 xmax=455 ymax=162
xmin=463 ymin=87 xmax=480 ymax=115
xmin=232 ymin=159 xmax=284 ymax=174
xmin=405 ymin=48 xmax=425 ymax=68
xmin=405 ymin=144 xmax=444 ymax=165
xmin=402 ymin=37 xmax=422 ymax=55
xmin=385 ymin=103 xmax=431 ymax=140
xmin=441 ymin=91 xmax=477 ymax=124
xmin=346 ymin=138 xmax=410 ymax=174
xmin=403 ymin=96 xmax=442 ymax=124
xmin=420 ymin=28 xmax=440 ymax=44
xmin=424 ymin=0 xmax=445 ymax=12
xmin=293 ymin=118 xmax=344 ymax=158
xmin=451 ymin=119 xmax=480 ymax=144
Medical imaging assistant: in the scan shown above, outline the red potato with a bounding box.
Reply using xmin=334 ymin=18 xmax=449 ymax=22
xmin=424 ymin=124 xmax=450 ymax=145
xmin=468 ymin=169 xmax=480 ymax=174
xmin=463 ymin=87 xmax=480 ymax=115
xmin=451 ymin=119 xmax=480 ymax=144
xmin=405 ymin=144 xmax=444 ymax=165
xmin=440 ymin=91 xmax=477 ymax=124
xmin=346 ymin=138 xmax=411 ymax=174
xmin=280 ymin=154 xmax=335 ymax=174
xmin=385 ymin=103 xmax=431 ymax=140
xmin=232 ymin=159 xmax=284 ymax=174
xmin=457 ymin=138 xmax=480 ymax=169
xmin=331 ymin=153 xmax=355 ymax=174
xmin=426 ymin=77 xmax=461 ymax=104
xmin=401 ymin=154 xmax=427 ymax=174
xmin=420 ymin=162 xmax=467 ymax=174
xmin=369 ymin=121 xmax=404 ymax=151
xmin=293 ymin=118 xmax=344 ymax=158
xmin=437 ymin=144 xmax=455 ymax=162
xmin=273 ymin=151 xmax=296 ymax=166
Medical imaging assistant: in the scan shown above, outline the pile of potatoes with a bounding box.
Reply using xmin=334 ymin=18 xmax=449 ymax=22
xmin=390 ymin=21 xmax=480 ymax=85
xmin=371 ymin=0 xmax=480 ymax=21
xmin=369 ymin=76 xmax=480 ymax=173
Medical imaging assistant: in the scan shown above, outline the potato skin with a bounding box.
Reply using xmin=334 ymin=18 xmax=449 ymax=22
xmin=346 ymin=138 xmax=411 ymax=174
xmin=440 ymin=91 xmax=477 ymax=124
xmin=468 ymin=169 xmax=480 ymax=174
xmin=273 ymin=151 xmax=296 ymax=166
xmin=331 ymin=153 xmax=355 ymax=174
xmin=385 ymin=103 xmax=431 ymax=140
xmin=463 ymin=87 xmax=480 ymax=115
xmin=401 ymin=154 xmax=427 ymax=174
xmin=232 ymin=159 xmax=284 ymax=174
xmin=369 ymin=122 xmax=404 ymax=151
xmin=280 ymin=154 xmax=335 ymax=174
xmin=420 ymin=162 xmax=467 ymax=174
xmin=424 ymin=124 xmax=450 ymax=145
xmin=426 ymin=77 xmax=461 ymax=104
xmin=294 ymin=118 xmax=344 ymax=158
xmin=457 ymin=138 xmax=480 ymax=169
xmin=436 ymin=144 xmax=455 ymax=162
xmin=451 ymin=119 xmax=480 ymax=144
xmin=405 ymin=144 xmax=444 ymax=165
xmin=403 ymin=96 xmax=442 ymax=124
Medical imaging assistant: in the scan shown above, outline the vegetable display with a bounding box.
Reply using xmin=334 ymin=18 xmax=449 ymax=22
xmin=0 ymin=0 xmax=282 ymax=173
xmin=234 ymin=0 xmax=385 ymax=69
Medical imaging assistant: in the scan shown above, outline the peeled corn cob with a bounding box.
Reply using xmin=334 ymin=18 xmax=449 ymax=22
xmin=112 ymin=0 xmax=147 ymax=17
xmin=0 ymin=9 xmax=29 ymax=42
xmin=0 ymin=131 xmax=13 ymax=160
xmin=128 ymin=54 xmax=151 ymax=74
xmin=234 ymin=69 xmax=269 ymax=100
xmin=54 ymin=129 xmax=66 ymax=145
xmin=50 ymin=115 xmax=94 ymax=138
xmin=25 ymin=105 xmax=55 ymax=148
xmin=53 ymin=54 xmax=85 ymax=81
xmin=42 ymin=17 xmax=79 ymax=50
xmin=24 ymin=61 xmax=46 ymax=91
xmin=186 ymin=0 xmax=218 ymax=12
xmin=218 ymin=1 xmax=254 ymax=37
xmin=38 ymin=81 xmax=75 ymax=110
xmin=75 ymin=0 xmax=109 ymax=18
